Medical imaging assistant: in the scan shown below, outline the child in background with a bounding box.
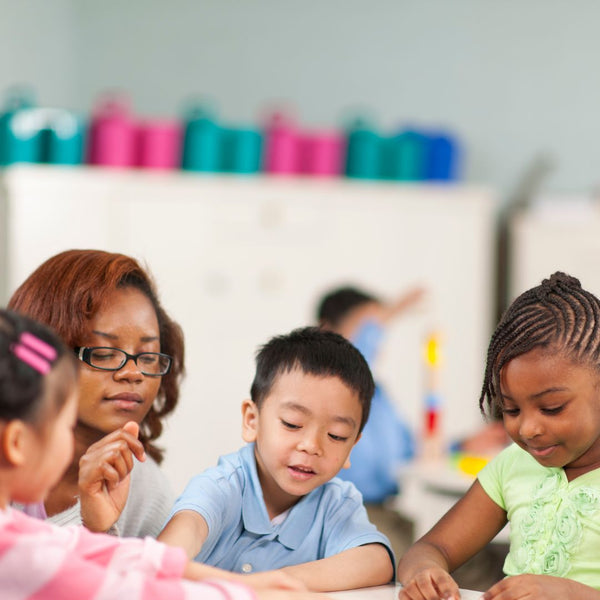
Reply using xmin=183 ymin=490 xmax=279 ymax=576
xmin=398 ymin=272 xmax=600 ymax=600
xmin=316 ymin=285 xmax=423 ymax=558
xmin=0 ymin=309 xmax=321 ymax=600
xmin=159 ymin=327 xmax=395 ymax=591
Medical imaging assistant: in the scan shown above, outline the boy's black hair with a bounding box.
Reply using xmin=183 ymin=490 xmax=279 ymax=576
xmin=479 ymin=271 xmax=600 ymax=416
xmin=316 ymin=286 xmax=379 ymax=328
xmin=250 ymin=326 xmax=374 ymax=432
xmin=0 ymin=309 xmax=73 ymax=423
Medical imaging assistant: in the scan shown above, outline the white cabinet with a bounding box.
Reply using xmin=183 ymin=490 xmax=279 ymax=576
xmin=510 ymin=199 xmax=600 ymax=298
xmin=0 ymin=165 xmax=497 ymax=494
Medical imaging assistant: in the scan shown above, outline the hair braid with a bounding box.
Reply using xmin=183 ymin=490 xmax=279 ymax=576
xmin=479 ymin=272 xmax=600 ymax=415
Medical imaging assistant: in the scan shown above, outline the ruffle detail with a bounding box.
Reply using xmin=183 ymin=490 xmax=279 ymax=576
xmin=514 ymin=470 xmax=600 ymax=577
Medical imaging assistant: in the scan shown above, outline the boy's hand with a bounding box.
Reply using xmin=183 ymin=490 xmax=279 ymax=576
xmin=241 ymin=570 xmax=307 ymax=591
xmin=78 ymin=421 xmax=146 ymax=532
xmin=184 ymin=563 xmax=307 ymax=592
xmin=399 ymin=567 xmax=460 ymax=600
xmin=482 ymin=574 xmax=598 ymax=600
xmin=256 ymin=591 xmax=329 ymax=600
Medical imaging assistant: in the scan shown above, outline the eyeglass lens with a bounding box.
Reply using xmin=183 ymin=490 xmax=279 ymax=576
xmin=88 ymin=348 xmax=169 ymax=374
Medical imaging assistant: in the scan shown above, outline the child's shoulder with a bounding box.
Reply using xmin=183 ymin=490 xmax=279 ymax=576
xmin=317 ymin=476 xmax=365 ymax=506
xmin=186 ymin=444 xmax=254 ymax=489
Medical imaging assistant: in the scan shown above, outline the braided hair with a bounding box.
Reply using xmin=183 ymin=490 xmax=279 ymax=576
xmin=479 ymin=272 xmax=600 ymax=416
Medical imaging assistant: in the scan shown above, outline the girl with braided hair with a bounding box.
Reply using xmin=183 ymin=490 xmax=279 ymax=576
xmin=398 ymin=272 xmax=600 ymax=600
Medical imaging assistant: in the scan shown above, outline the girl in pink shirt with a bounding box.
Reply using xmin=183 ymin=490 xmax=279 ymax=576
xmin=0 ymin=309 xmax=316 ymax=600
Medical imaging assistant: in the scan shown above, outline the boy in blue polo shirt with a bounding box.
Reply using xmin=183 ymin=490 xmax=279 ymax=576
xmin=159 ymin=327 xmax=394 ymax=591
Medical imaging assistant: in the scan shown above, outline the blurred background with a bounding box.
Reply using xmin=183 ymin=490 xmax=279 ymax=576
xmin=2 ymin=0 xmax=600 ymax=494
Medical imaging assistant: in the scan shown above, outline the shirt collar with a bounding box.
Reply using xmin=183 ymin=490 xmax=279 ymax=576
xmin=239 ymin=443 xmax=324 ymax=549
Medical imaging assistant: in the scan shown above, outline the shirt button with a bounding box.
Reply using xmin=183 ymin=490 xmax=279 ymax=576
xmin=242 ymin=563 xmax=253 ymax=573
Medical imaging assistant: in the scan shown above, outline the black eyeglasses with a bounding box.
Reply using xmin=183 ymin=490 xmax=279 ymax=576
xmin=74 ymin=346 xmax=172 ymax=376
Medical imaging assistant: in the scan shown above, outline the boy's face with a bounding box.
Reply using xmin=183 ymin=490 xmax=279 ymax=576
xmin=242 ymin=368 xmax=363 ymax=518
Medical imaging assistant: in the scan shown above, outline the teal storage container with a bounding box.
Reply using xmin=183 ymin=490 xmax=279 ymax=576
xmin=0 ymin=88 xmax=85 ymax=166
xmin=387 ymin=130 xmax=428 ymax=181
xmin=182 ymin=107 xmax=221 ymax=172
xmin=0 ymin=92 xmax=39 ymax=165
xmin=221 ymin=127 xmax=263 ymax=174
xmin=44 ymin=110 xmax=86 ymax=165
xmin=345 ymin=120 xmax=381 ymax=179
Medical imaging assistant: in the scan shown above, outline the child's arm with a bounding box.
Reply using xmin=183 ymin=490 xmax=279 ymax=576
xmin=161 ymin=514 xmax=308 ymax=591
xmin=158 ymin=509 xmax=208 ymax=559
xmin=184 ymin=562 xmax=308 ymax=591
xmin=398 ymin=480 xmax=507 ymax=600
xmin=482 ymin=574 xmax=600 ymax=600
xmin=281 ymin=542 xmax=393 ymax=591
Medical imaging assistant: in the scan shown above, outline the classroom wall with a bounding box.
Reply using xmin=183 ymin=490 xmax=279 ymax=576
xmin=0 ymin=1 xmax=76 ymax=108
xmin=1 ymin=0 xmax=599 ymax=198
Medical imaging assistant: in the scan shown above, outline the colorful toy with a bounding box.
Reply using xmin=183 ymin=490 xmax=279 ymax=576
xmin=422 ymin=330 xmax=444 ymax=460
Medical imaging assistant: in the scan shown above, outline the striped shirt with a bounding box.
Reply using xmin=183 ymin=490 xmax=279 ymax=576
xmin=0 ymin=507 xmax=255 ymax=600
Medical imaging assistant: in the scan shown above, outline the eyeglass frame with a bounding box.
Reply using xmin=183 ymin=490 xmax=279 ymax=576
xmin=73 ymin=346 xmax=173 ymax=376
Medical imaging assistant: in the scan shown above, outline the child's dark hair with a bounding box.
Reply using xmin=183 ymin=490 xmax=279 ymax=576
xmin=316 ymin=286 xmax=379 ymax=328
xmin=479 ymin=272 xmax=600 ymax=415
xmin=0 ymin=309 xmax=74 ymax=423
xmin=250 ymin=326 xmax=374 ymax=432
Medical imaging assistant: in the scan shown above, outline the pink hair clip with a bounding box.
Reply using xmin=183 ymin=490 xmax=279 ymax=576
xmin=10 ymin=332 xmax=57 ymax=375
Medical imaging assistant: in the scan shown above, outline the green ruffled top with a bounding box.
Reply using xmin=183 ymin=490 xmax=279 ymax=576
xmin=478 ymin=443 xmax=600 ymax=589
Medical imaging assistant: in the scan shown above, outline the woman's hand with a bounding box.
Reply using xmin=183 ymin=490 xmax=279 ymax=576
xmin=483 ymin=574 xmax=600 ymax=600
xmin=78 ymin=421 xmax=146 ymax=532
xmin=399 ymin=567 xmax=461 ymax=600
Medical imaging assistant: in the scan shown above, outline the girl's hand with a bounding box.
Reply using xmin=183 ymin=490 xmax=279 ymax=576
xmin=78 ymin=421 xmax=146 ymax=532
xmin=482 ymin=574 xmax=599 ymax=600
xmin=399 ymin=567 xmax=460 ymax=600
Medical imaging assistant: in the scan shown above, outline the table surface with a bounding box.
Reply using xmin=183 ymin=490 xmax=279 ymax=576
xmin=327 ymin=584 xmax=482 ymax=600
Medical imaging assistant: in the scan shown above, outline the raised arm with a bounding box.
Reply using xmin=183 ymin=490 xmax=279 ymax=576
xmin=398 ymin=480 xmax=507 ymax=600
xmin=158 ymin=509 xmax=209 ymax=559
xmin=281 ymin=542 xmax=393 ymax=591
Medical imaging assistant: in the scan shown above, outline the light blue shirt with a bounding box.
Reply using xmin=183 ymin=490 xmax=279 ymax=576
xmin=336 ymin=385 xmax=414 ymax=503
xmin=169 ymin=443 xmax=394 ymax=574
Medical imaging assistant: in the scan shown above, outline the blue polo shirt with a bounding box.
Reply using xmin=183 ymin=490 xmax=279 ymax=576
xmin=169 ymin=443 xmax=394 ymax=574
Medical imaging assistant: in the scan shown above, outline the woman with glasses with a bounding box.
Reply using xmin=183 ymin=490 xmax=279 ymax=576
xmin=8 ymin=249 xmax=184 ymax=538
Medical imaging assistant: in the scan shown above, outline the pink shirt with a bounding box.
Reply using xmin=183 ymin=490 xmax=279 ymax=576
xmin=0 ymin=507 xmax=255 ymax=600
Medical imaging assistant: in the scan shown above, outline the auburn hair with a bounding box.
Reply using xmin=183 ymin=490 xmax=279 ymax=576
xmin=8 ymin=249 xmax=185 ymax=463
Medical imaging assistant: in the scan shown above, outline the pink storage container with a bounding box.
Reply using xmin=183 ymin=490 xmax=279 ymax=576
xmin=87 ymin=97 xmax=136 ymax=167
xmin=136 ymin=120 xmax=182 ymax=170
xmin=263 ymin=113 xmax=300 ymax=174
xmin=300 ymin=132 xmax=344 ymax=176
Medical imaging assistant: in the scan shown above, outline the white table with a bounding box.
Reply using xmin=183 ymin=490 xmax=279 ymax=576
xmin=327 ymin=584 xmax=481 ymax=599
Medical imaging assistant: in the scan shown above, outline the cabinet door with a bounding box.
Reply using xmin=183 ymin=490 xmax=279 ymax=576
xmin=511 ymin=204 xmax=600 ymax=298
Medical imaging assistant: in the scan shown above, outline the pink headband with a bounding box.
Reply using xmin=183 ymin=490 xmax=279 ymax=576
xmin=10 ymin=332 xmax=58 ymax=375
